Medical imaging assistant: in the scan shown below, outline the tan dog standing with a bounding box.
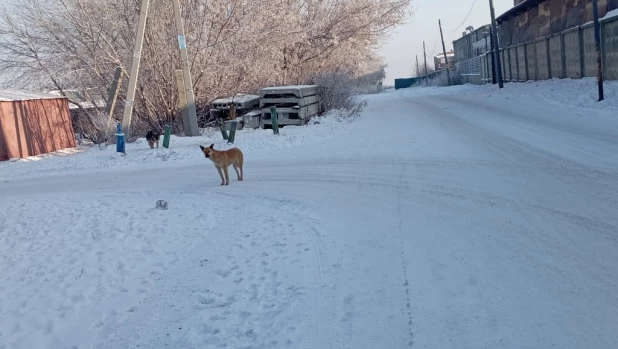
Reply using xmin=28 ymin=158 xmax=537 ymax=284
xmin=199 ymin=144 xmax=244 ymax=186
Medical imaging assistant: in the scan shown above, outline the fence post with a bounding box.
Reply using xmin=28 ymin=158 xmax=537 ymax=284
xmin=578 ymin=26 xmax=585 ymax=79
xmin=546 ymin=37 xmax=552 ymax=79
xmin=531 ymin=41 xmax=539 ymax=81
xmin=515 ymin=46 xmax=520 ymax=82
xmin=524 ymin=44 xmax=529 ymax=81
xmin=219 ymin=121 xmax=229 ymax=140
xmin=560 ymin=33 xmax=567 ymax=78
xmin=162 ymin=124 xmax=171 ymax=148
xmin=270 ymin=106 xmax=280 ymax=135
xmin=227 ymin=121 xmax=237 ymax=144
xmin=503 ymin=49 xmax=507 ymax=81
xmin=505 ymin=47 xmax=513 ymax=81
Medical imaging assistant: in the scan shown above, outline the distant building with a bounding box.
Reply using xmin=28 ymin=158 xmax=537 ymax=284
xmin=434 ymin=50 xmax=455 ymax=70
xmin=452 ymin=24 xmax=492 ymax=63
xmin=496 ymin=0 xmax=618 ymax=47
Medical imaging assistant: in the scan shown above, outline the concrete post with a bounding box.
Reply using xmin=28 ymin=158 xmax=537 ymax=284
xmin=121 ymin=0 xmax=150 ymax=138
xmin=172 ymin=0 xmax=200 ymax=136
xmin=174 ymin=69 xmax=190 ymax=134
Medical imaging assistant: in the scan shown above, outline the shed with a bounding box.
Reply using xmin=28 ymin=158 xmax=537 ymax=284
xmin=0 ymin=90 xmax=76 ymax=161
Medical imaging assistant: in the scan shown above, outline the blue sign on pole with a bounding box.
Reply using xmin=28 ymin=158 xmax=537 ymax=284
xmin=178 ymin=34 xmax=186 ymax=49
xmin=116 ymin=122 xmax=125 ymax=154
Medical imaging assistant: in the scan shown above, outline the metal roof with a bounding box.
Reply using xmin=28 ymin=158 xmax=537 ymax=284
xmin=0 ymin=89 xmax=67 ymax=102
xmin=496 ymin=0 xmax=547 ymax=24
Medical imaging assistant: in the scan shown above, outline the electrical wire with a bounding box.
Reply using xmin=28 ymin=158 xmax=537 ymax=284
xmin=429 ymin=28 xmax=439 ymax=57
xmin=449 ymin=0 xmax=478 ymax=33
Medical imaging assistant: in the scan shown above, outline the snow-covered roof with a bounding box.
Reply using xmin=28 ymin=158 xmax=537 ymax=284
xmin=212 ymin=94 xmax=260 ymax=104
xmin=242 ymin=110 xmax=261 ymax=116
xmin=261 ymin=85 xmax=318 ymax=90
xmin=0 ymin=89 xmax=66 ymax=102
xmin=48 ymin=89 xmax=107 ymax=110
xmin=435 ymin=51 xmax=455 ymax=58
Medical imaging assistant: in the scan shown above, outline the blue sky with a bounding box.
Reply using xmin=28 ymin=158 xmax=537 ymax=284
xmin=381 ymin=0 xmax=513 ymax=83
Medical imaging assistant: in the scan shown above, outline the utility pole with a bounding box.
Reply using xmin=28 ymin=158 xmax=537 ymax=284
xmin=488 ymin=0 xmax=504 ymax=88
xmin=592 ymin=0 xmax=604 ymax=101
xmin=172 ymin=0 xmax=200 ymax=135
xmin=489 ymin=27 xmax=497 ymax=84
xmin=438 ymin=19 xmax=451 ymax=86
xmin=416 ymin=55 xmax=420 ymax=78
xmin=104 ymin=67 xmax=123 ymax=143
xmin=121 ymin=0 xmax=150 ymax=137
xmin=423 ymin=41 xmax=428 ymax=86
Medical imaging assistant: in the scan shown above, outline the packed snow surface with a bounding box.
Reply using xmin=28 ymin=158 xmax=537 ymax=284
xmin=1 ymin=78 xmax=617 ymax=349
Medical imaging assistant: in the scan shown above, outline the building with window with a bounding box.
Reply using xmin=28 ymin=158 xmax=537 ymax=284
xmin=434 ymin=51 xmax=455 ymax=70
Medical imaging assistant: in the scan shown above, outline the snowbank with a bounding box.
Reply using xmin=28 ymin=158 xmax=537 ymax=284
xmin=2 ymin=78 xmax=617 ymax=181
xmin=0 ymin=114 xmax=348 ymax=181
xmin=460 ymin=78 xmax=618 ymax=117
xmin=395 ymin=77 xmax=618 ymax=118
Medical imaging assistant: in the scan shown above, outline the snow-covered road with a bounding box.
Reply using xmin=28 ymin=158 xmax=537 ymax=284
xmin=1 ymin=84 xmax=618 ymax=349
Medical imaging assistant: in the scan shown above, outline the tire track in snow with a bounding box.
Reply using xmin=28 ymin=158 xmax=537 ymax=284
xmin=397 ymin=162 xmax=414 ymax=347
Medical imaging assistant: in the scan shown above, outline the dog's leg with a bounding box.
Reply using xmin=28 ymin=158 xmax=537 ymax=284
xmin=223 ymin=166 xmax=230 ymax=186
xmin=156 ymin=140 xmax=159 ymax=148
xmin=148 ymin=140 xmax=154 ymax=149
xmin=233 ymin=163 xmax=241 ymax=181
xmin=216 ymin=166 xmax=225 ymax=186
xmin=237 ymin=155 xmax=244 ymax=181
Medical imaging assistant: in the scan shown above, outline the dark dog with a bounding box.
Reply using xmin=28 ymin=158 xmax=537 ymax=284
xmin=146 ymin=130 xmax=160 ymax=149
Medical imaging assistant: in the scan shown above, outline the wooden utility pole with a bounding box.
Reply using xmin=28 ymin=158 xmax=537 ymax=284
xmin=438 ymin=19 xmax=451 ymax=86
xmin=103 ymin=67 xmax=123 ymax=143
xmin=172 ymin=0 xmax=200 ymax=136
xmin=489 ymin=27 xmax=497 ymax=84
xmin=416 ymin=55 xmax=420 ymax=77
xmin=423 ymin=41 xmax=428 ymax=86
xmin=104 ymin=67 xmax=123 ymax=121
xmin=121 ymin=0 xmax=150 ymax=137
xmin=488 ymin=0 xmax=504 ymax=88
xmin=592 ymin=0 xmax=604 ymax=101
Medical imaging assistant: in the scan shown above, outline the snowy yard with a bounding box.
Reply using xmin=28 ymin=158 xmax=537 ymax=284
xmin=1 ymin=78 xmax=618 ymax=349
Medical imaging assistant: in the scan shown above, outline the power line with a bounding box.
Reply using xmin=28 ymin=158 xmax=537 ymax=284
xmin=449 ymin=0 xmax=478 ymax=33
xmin=429 ymin=28 xmax=439 ymax=57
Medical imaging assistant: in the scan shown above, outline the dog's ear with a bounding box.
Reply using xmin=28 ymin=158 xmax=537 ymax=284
xmin=199 ymin=145 xmax=205 ymax=151
xmin=209 ymin=144 xmax=214 ymax=149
